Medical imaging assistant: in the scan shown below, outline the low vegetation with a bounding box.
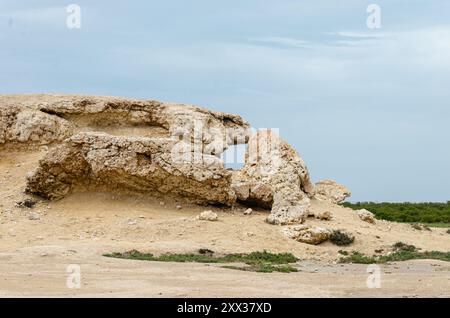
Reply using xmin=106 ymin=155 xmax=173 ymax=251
xmin=339 ymin=242 xmax=450 ymax=264
xmin=104 ymin=250 xmax=299 ymax=273
xmin=329 ymin=230 xmax=355 ymax=246
xmin=341 ymin=201 xmax=450 ymax=224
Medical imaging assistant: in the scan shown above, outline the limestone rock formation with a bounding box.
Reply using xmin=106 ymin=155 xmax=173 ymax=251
xmin=314 ymin=179 xmax=351 ymax=203
xmin=357 ymin=209 xmax=376 ymax=224
xmin=283 ymin=225 xmax=330 ymax=245
xmin=26 ymin=132 xmax=236 ymax=205
xmin=232 ymin=129 xmax=315 ymax=225
xmin=0 ymin=94 xmax=352 ymax=227
xmin=0 ymin=94 xmax=250 ymax=155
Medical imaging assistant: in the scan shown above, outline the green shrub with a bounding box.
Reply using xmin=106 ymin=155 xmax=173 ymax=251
xmin=392 ymin=242 xmax=417 ymax=252
xmin=329 ymin=230 xmax=354 ymax=246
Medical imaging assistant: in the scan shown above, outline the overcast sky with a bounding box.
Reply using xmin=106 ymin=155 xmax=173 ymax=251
xmin=1 ymin=0 xmax=449 ymax=202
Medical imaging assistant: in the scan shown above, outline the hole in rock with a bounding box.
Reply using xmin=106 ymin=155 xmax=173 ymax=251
xmin=220 ymin=143 xmax=246 ymax=170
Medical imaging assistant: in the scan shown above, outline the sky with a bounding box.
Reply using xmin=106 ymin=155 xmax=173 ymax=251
xmin=1 ymin=0 xmax=449 ymax=202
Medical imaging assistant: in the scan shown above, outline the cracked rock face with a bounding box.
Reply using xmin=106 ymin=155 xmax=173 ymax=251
xmin=232 ymin=129 xmax=315 ymax=225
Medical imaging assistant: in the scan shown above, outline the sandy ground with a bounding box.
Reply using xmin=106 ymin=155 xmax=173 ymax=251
xmin=1 ymin=148 xmax=449 ymax=297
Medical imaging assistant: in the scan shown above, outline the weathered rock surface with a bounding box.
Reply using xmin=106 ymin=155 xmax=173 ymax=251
xmin=314 ymin=179 xmax=351 ymax=203
xmin=26 ymin=132 xmax=236 ymax=205
xmin=0 ymin=106 xmax=73 ymax=144
xmin=1 ymin=94 xmax=353 ymax=227
xmin=283 ymin=225 xmax=330 ymax=245
xmin=357 ymin=209 xmax=376 ymax=224
xmin=232 ymin=129 xmax=315 ymax=225
xmin=0 ymin=94 xmax=250 ymax=155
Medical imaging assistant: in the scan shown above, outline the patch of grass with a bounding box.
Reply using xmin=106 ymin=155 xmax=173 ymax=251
xmin=341 ymin=201 xmax=450 ymax=224
xmin=329 ymin=230 xmax=354 ymax=246
xmin=340 ymin=252 xmax=378 ymax=264
xmin=223 ymin=264 xmax=298 ymax=273
xmin=447 ymin=229 xmax=450 ymax=234
xmin=339 ymin=242 xmax=450 ymax=264
xmin=104 ymin=250 xmax=299 ymax=273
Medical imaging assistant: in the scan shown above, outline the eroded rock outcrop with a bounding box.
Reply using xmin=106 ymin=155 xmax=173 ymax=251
xmin=0 ymin=94 xmax=250 ymax=155
xmin=26 ymin=132 xmax=236 ymax=205
xmin=1 ymin=94 xmax=351 ymax=226
xmin=232 ymin=129 xmax=315 ymax=225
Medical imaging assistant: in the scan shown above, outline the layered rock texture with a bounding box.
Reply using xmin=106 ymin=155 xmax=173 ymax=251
xmin=26 ymin=132 xmax=236 ymax=205
xmin=1 ymin=94 xmax=349 ymax=225
xmin=0 ymin=94 xmax=249 ymax=153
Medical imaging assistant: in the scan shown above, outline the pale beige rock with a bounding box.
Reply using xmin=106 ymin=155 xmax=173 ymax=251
xmin=0 ymin=106 xmax=73 ymax=144
xmin=232 ymin=129 xmax=315 ymax=225
xmin=314 ymin=180 xmax=351 ymax=203
xmin=0 ymin=94 xmax=250 ymax=155
xmin=198 ymin=210 xmax=218 ymax=221
xmin=244 ymin=208 xmax=253 ymax=215
xmin=357 ymin=209 xmax=376 ymax=224
xmin=283 ymin=225 xmax=330 ymax=245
